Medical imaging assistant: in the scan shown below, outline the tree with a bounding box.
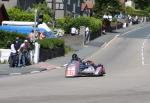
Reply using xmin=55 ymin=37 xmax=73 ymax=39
xmin=133 ymin=0 xmax=150 ymax=10
xmin=94 ymin=0 xmax=122 ymax=18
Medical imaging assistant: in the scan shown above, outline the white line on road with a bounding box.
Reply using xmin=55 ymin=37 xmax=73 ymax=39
xmin=9 ymin=73 xmax=21 ymax=75
xmin=104 ymin=26 xmax=147 ymax=48
xmin=141 ymin=33 xmax=150 ymax=66
xmin=86 ymin=26 xmax=149 ymax=60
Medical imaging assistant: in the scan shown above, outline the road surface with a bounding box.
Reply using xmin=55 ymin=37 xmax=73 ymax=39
xmin=0 ymin=23 xmax=150 ymax=103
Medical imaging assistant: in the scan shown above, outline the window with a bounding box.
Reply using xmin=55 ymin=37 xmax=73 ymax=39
xmin=56 ymin=3 xmax=64 ymax=10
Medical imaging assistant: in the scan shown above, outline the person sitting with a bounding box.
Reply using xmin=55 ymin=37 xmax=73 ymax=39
xmin=71 ymin=53 xmax=87 ymax=70
xmin=71 ymin=53 xmax=81 ymax=61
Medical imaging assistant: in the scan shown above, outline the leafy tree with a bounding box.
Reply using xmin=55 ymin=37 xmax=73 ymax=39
xmin=94 ymin=0 xmax=122 ymax=18
xmin=30 ymin=0 xmax=52 ymax=17
xmin=133 ymin=0 xmax=150 ymax=10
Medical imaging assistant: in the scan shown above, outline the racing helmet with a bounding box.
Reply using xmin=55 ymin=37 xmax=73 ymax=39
xmin=72 ymin=53 xmax=78 ymax=60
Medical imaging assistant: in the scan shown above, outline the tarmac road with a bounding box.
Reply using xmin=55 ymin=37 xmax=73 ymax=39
xmin=0 ymin=23 xmax=150 ymax=103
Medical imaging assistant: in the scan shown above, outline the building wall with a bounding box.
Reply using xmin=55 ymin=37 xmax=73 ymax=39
xmin=47 ymin=0 xmax=64 ymax=18
xmin=65 ymin=0 xmax=81 ymax=18
xmin=0 ymin=0 xmax=43 ymax=10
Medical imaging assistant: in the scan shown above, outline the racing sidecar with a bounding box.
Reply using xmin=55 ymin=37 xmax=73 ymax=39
xmin=65 ymin=60 xmax=105 ymax=77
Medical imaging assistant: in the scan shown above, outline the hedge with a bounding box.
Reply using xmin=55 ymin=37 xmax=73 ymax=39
xmin=38 ymin=38 xmax=65 ymax=49
xmin=56 ymin=16 xmax=102 ymax=34
xmin=38 ymin=38 xmax=65 ymax=61
xmin=0 ymin=30 xmax=26 ymax=48
xmin=8 ymin=8 xmax=51 ymax=22
xmin=125 ymin=6 xmax=149 ymax=16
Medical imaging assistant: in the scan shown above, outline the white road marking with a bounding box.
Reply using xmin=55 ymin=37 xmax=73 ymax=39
xmin=141 ymin=34 xmax=150 ymax=66
xmin=30 ymin=71 xmax=40 ymax=74
xmin=89 ymin=26 xmax=148 ymax=59
xmin=104 ymin=35 xmax=119 ymax=48
xmin=9 ymin=73 xmax=21 ymax=75
xmin=121 ymin=26 xmax=145 ymax=36
xmin=104 ymin=26 xmax=146 ymax=48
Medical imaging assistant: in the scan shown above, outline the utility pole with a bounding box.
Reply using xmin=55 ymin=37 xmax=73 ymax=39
xmin=52 ymin=0 xmax=56 ymax=28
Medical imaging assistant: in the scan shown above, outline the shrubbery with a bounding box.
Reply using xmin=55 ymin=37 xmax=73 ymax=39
xmin=0 ymin=30 xmax=65 ymax=51
xmin=38 ymin=38 xmax=65 ymax=61
xmin=56 ymin=16 xmax=102 ymax=34
xmin=125 ymin=6 xmax=149 ymax=16
xmin=38 ymin=38 xmax=65 ymax=49
xmin=8 ymin=8 xmax=51 ymax=22
xmin=0 ymin=30 xmax=26 ymax=48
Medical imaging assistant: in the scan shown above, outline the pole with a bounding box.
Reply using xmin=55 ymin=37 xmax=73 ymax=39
xmin=31 ymin=9 xmax=37 ymax=63
xmin=52 ymin=0 xmax=56 ymax=29
xmin=34 ymin=9 xmax=37 ymax=42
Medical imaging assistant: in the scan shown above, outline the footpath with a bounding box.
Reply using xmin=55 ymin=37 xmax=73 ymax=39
xmin=0 ymin=23 xmax=149 ymax=77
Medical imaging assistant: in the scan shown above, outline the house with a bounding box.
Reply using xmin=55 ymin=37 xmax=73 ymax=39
xmin=64 ymin=0 xmax=95 ymax=18
xmin=47 ymin=0 xmax=64 ymax=19
xmin=0 ymin=0 xmax=43 ymax=10
xmin=47 ymin=0 xmax=84 ymax=18
xmin=0 ymin=3 xmax=9 ymax=25
xmin=81 ymin=0 xmax=95 ymax=16
xmin=64 ymin=0 xmax=81 ymax=18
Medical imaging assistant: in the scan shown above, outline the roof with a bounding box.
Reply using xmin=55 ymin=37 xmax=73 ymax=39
xmin=81 ymin=0 xmax=94 ymax=11
xmin=0 ymin=2 xmax=3 ymax=7
xmin=0 ymin=3 xmax=9 ymax=24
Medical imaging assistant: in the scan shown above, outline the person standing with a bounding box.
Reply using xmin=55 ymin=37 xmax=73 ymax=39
xmin=84 ymin=26 xmax=90 ymax=44
xmin=18 ymin=40 xmax=30 ymax=67
xmin=71 ymin=27 xmax=76 ymax=36
xmin=9 ymin=41 xmax=17 ymax=67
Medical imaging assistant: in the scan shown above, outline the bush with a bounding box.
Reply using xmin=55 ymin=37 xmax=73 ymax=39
xmin=8 ymin=8 xmax=34 ymax=21
xmin=38 ymin=38 xmax=65 ymax=61
xmin=56 ymin=16 xmax=102 ymax=34
xmin=38 ymin=38 xmax=65 ymax=49
xmin=8 ymin=8 xmax=51 ymax=22
xmin=0 ymin=30 xmax=26 ymax=48
xmin=125 ymin=6 xmax=149 ymax=16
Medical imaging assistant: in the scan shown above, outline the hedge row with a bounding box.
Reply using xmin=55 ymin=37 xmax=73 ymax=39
xmin=38 ymin=38 xmax=65 ymax=61
xmin=125 ymin=6 xmax=149 ymax=16
xmin=8 ymin=8 xmax=51 ymax=22
xmin=0 ymin=30 xmax=26 ymax=48
xmin=56 ymin=16 xmax=102 ymax=34
xmin=0 ymin=30 xmax=65 ymax=51
xmin=38 ymin=38 xmax=65 ymax=49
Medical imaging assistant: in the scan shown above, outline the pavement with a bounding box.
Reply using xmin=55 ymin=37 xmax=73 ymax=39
xmin=0 ymin=23 xmax=148 ymax=77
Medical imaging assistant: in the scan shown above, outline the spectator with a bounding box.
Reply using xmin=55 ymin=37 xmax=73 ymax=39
xmin=18 ymin=40 xmax=30 ymax=67
xmin=9 ymin=41 xmax=18 ymax=67
xmin=28 ymin=30 xmax=35 ymax=42
xmin=84 ymin=26 xmax=90 ymax=44
xmin=71 ymin=27 xmax=76 ymax=36
xmin=14 ymin=37 xmax=21 ymax=51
